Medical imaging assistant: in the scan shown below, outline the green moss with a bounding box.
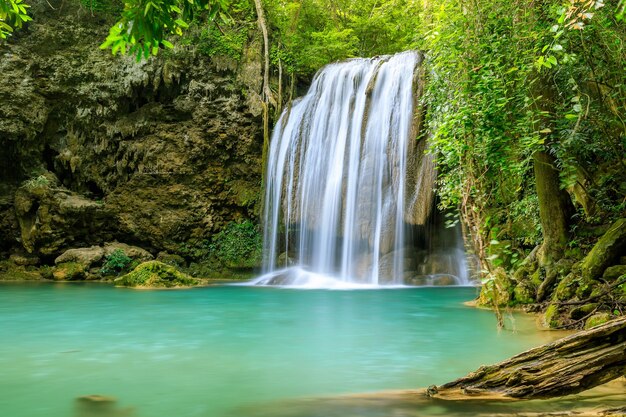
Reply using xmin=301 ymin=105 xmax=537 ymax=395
xmin=52 ymin=262 xmax=86 ymax=281
xmin=543 ymin=304 xmax=561 ymax=328
xmin=553 ymin=273 xmax=578 ymax=301
xmin=115 ymin=261 xmax=199 ymax=288
xmin=584 ymin=312 xmax=612 ymax=330
xmin=0 ymin=260 xmax=42 ymax=280
xmin=513 ymin=283 xmax=535 ymax=304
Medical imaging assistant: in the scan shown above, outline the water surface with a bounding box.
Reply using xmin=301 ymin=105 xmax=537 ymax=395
xmin=0 ymin=284 xmax=565 ymax=417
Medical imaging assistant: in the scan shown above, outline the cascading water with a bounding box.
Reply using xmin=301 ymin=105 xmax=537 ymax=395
xmin=252 ymin=51 xmax=471 ymax=288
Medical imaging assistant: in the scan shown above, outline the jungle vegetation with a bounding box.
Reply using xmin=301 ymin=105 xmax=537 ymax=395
xmin=2 ymin=0 xmax=625 ymax=311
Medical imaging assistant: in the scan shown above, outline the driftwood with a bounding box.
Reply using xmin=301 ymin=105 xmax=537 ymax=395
xmin=429 ymin=317 xmax=626 ymax=400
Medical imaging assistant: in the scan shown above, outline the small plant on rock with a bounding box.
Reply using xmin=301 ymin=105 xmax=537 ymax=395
xmin=100 ymin=249 xmax=132 ymax=275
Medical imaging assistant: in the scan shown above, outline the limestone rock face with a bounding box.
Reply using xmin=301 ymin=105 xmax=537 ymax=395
xmin=0 ymin=0 xmax=264 ymax=258
xmin=14 ymin=174 xmax=114 ymax=255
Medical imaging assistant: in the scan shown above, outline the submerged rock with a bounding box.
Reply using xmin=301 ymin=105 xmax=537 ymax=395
xmin=74 ymin=394 xmax=136 ymax=417
xmin=114 ymin=261 xmax=200 ymax=288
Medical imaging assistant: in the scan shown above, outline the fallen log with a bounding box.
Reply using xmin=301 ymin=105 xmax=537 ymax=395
xmin=429 ymin=317 xmax=626 ymax=400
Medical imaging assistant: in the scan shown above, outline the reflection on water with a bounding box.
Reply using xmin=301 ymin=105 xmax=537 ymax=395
xmin=0 ymin=283 xmax=619 ymax=417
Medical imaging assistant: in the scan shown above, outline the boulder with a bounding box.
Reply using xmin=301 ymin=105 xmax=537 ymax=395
xmin=13 ymin=173 xmax=113 ymax=255
xmin=603 ymin=265 xmax=626 ymax=281
xmin=277 ymin=251 xmax=296 ymax=267
xmin=52 ymin=262 xmax=86 ymax=281
xmin=431 ymin=275 xmax=459 ymax=286
xmin=581 ymin=218 xmax=626 ymax=280
xmin=103 ymin=242 xmax=153 ymax=262
xmin=55 ymin=246 xmax=105 ymax=268
xmin=114 ymin=261 xmax=200 ymax=288
xmin=584 ymin=312 xmax=613 ymax=330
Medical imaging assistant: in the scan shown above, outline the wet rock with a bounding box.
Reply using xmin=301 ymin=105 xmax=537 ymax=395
xmin=581 ymin=218 xmax=626 ymax=280
xmin=55 ymin=246 xmax=105 ymax=268
xmin=277 ymin=251 xmax=296 ymax=267
xmin=403 ymin=274 xmax=430 ymax=286
xmin=74 ymin=394 xmax=136 ymax=417
xmin=603 ymin=265 xmax=626 ymax=281
xmin=114 ymin=261 xmax=200 ymax=288
xmin=53 ymin=262 xmax=86 ymax=281
xmin=431 ymin=275 xmax=459 ymax=286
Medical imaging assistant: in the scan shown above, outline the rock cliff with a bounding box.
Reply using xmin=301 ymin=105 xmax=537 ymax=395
xmin=0 ymin=0 xmax=265 ymax=270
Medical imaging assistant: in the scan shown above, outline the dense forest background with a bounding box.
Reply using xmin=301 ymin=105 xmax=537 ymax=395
xmin=1 ymin=0 xmax=625 ymax=325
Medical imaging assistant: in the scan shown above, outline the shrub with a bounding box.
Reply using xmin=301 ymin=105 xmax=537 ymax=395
xmin=100 ymin=249 xmax=132 ymax=275
xmin=210 ymin=220 xmax=262 ymax=269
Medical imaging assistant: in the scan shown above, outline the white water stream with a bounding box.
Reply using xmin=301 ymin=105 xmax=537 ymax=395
xmin=252 ymin=51 xmax=471 ymax=287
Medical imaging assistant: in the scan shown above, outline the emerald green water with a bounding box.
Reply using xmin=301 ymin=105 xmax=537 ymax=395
xmin=0 ymin=283 xmax=566 ymax=417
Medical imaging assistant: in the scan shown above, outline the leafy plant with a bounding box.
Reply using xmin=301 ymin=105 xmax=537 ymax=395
xmin=100 ymin=249 xmax=133 ymax=275
xmin=0 ymin=0 xmax=30 ymax=40
xmin=209 ymin=220 xmax=261 ymax=269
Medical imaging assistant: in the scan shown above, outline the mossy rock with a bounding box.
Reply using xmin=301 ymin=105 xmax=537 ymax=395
xmin=513 ymin=282 xmax=535 ymax=304
xmin=543 ymin=304 xmax=565 ymax=328
xmin=584 ymin=312 xmax=613 ymax=330
xmin=603 ymin=265 xmax=626 ymax=281
xmin=115 ymin=261 xmax=200 ymax=288
xmin=0 ymin=260 xmax=43 ymax=281
xmin=569 ymin=303 xmax=598 ymax=320
xmin=52 ymin=262 xmax=86 ymax=281
xmin=581 ymin=218 xmax=626 ymax=280
xmin=553 ymin=273 xmax=578 ymax=301
xmin=478 ymin=268 xmax=513 ymax=307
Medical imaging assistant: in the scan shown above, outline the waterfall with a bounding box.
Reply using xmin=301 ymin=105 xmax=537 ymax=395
xmin=252 ymin=51 xmax=471 ymax=288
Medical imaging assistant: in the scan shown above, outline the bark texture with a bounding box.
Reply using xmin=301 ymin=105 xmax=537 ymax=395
xmin=430 ymin=317 xmax=626 ymax=400
xmin=533 ymin=150 xmax=573 ymax=268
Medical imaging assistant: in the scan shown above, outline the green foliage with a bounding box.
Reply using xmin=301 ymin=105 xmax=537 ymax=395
xmin=100 ymin=249 xmax=133 ymax=275
xmin=210 ymin=220 xmax=261 ymax=268
xmin=0 ymin=0 xmax=30 ymax=40
xmin=419 ymin=0 xmax=626 ymax=274
xmin=101 ymin=0 xmax=231 ymax=59
xmin=22 ymin=175 xmax=50 ymax=190
xmin=265 ymin=0 xmax=421 ymax=77
xmin=79 ymin=0 xmax=123 ymax=14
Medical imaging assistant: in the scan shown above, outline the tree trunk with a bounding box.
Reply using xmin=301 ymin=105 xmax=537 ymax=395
xmin=428 ymin=317 xmax=626 ymax=400
xmin=533 ymin=150 xmax=572 ymax=268
xmin=253 ymin=0 xmax=274 ymax=107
